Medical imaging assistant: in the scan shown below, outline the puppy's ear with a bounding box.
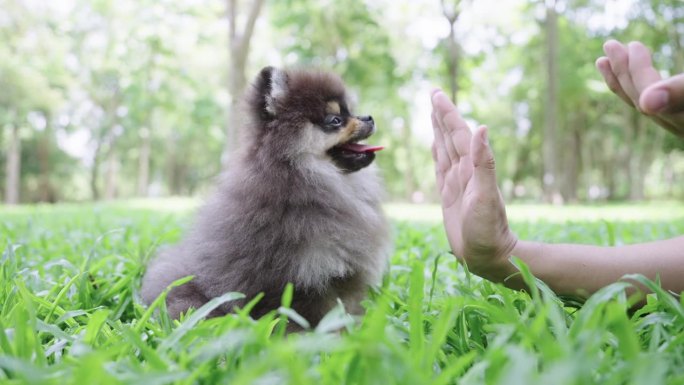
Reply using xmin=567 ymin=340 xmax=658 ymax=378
xmin=254 ymin=66 xmax=288 ymax=117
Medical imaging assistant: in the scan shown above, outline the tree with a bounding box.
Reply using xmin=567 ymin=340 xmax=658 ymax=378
xmin=542 ymin=0 xmax=562 ymax=204
xmin=0 ymin=58 xmax=60 ymax=204
xmin=439 ymin=0 xmax=468 ymax=104
xmin=0 ymin=1 xmax=64 ymax=204
xmin=1 ymin=0 xmax=681 ymax=203
xmin=224 ymin=0 xmax=265 ymax=167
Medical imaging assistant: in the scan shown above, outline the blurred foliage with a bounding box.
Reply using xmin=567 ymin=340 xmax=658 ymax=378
xmin=0 ymin=0 xmax=683 ymax=203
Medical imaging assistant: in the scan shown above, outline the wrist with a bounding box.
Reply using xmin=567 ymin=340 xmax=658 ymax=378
xmin=505 ymin=240 xmax=558 ymax=291
xmin=473 ymin=233 xmax=520 ymax=284
xmin=489 ymin=239 xmax=540 ymax=290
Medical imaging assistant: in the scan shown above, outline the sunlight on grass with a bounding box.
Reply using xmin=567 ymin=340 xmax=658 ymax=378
xmin=108 ymin=197 xmax=201 ymax=212
xmin=385 ymin=201 xmax=684 ymax=224
xmin=3 ymin=199 xmax=684 ymax=225
xmin=0 ymin=197 xmax=200 ymax=218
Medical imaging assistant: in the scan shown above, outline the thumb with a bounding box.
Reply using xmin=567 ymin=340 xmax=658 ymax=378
xmin=640 ymin=73 xmax=684 ymax=114
xmin=471 ymin=125 xmax=498 ymax=191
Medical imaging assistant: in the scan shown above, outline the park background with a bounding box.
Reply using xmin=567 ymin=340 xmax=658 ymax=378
xmin=2 ymin=1 xmax=684 ymax=384
xmin=2 ymin=0 xmax=683 ymax=206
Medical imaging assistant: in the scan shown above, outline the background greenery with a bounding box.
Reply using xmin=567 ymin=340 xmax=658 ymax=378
xmin=3 ymin=1 xmax=684 ymax=383
xmin=1 ymin=0 xmax=683 ymax=204
xmin=1 ymin=201 xmax=684 ymax=384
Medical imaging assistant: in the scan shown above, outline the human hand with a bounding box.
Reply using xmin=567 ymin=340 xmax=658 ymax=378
xmin=430 ymin=90 xmax=518 ymax=282
xmin=596 ymin=40 xmax=684 ymax=137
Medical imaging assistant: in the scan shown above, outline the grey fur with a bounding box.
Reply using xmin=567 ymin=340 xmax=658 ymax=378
xmin=140 ymin=67 xmax=391 ymax=327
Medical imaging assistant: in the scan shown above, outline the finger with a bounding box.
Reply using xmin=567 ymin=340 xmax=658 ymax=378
xmin=443 ymin=110 xmax=472 ymax=159
xmin=431 ymin=110 xmax=444 ymax=156
xmin=596 ymin=56 xmax=634 ymax=107
xmin=431 ymin=91 xmax=461 ymax=163
xmin=432 ymin=92 xmax=464 ymax=160
xmin=432 ymin=108 xmax=451 ymax=168
xmin=432 ymin=143 xmax=447 ymax=191
xmin=627 ymin=41 xmax=662 ymax=96
xmin=640 ymin=74 xmax=684 ymax=115
xmin=432 ymin=91 xmax=472 ymax=157
xmin=431 ymin=112 xmax=449 ymax=190
xmin=471 ymin=125 xmax=498 ymax=193
xmin=431 ymin=112 xmax=449 ymax=165
xmin=604 ymin=40 xmax=639 ymax=106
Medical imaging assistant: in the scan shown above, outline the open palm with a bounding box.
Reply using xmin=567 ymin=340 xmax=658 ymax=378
xmin=430 ymin=91 xmax=517 ymax=282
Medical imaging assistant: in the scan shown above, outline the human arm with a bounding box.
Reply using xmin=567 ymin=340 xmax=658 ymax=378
xmin=507 ymin=238 xmax=684 ymax=296
xmin=430 ymin=90 xmax=684 ymax=298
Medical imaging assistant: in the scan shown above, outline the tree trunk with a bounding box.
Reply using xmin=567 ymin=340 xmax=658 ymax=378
xmin=440 ymin=0 xmax=462 ymax=104
xmin=5 ymin=125 xmax=21 ymax=205
xmin=542 ymin=0 xmax=562 ymax=204
xmin=166 ymin=140 xmax=183 ymax=196
xmin=602 ymin=135 xmax=620 ymax=200
xmin=629 ymin=162 xmax=645 ymax=200
xmin=223 ymin=0 xmax=265 ymax=168
xmin=626 ymin=109 xmax=663 ymax=200
xmin=511 ymin=141 xmax=531 ymax=199
xmin=627 ymin=109 xmax=644 ymax=200
xmin=604 ymin=161 xmax=616 ymax=200
xmin=104 ymin=144 xmax=119 ymax=200
xmin=91 ymin=140 xmax=102 ymax=200
xmin=559 ymin=108 xmax=583 ymax=202
xmin=225 ymin=55 xmax=247 ymax=167
xmin=37 ymin=114 xmax=55 ymax=203
xmin=169 ymin=161 xmax=185 ymax=196
xmin=137 ymin=128 xmax=151 ymax=197
xmin=668 ymin=0 xmax=684 ymax=72
xmin=664 ymin=153 xmax=676 ymax=198
xmin=446 ymin=21 xmax=459 ymax=104
xmin=401 ymin=119 xmax=417 ymax=201
xmin=560 ymin=122 xmax=581 ymax=203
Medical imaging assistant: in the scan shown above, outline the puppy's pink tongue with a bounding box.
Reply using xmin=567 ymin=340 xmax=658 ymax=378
xmin=339 ymin=143 xmax=384 ymax=153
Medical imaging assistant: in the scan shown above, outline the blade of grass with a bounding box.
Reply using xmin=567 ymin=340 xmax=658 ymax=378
xmin=133 ymin=275 xmax=195 ymax=334
xmin=408 ymin=260 xmax=426 ymax=360
xmin=159 ymin=291 xmax=244 ymax=350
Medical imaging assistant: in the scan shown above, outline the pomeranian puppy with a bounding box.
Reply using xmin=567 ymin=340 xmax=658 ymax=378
xmin=141 ymin=67 xmax=390 ymax=328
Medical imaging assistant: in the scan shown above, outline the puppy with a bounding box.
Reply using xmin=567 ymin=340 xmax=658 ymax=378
xmin=141 ymin=67 xmax=391 ymax=328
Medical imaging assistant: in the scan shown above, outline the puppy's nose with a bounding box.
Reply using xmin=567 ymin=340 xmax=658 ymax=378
xmin=358 ymin=115 xmax=374 ymax=123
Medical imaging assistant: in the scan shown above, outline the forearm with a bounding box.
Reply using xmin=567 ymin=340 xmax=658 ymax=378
xmin=501 ymin=236 xmax=684 ymax=297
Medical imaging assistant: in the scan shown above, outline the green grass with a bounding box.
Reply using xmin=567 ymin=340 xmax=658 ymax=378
xmin=1 ymin=199 xmax=684 ymax=384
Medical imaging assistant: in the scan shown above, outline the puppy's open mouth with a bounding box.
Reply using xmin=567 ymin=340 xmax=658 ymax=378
xmin=336 ymin=142 xmax=384 ymax=154
xmin=328 ymin=139 xmax=384 ymax=173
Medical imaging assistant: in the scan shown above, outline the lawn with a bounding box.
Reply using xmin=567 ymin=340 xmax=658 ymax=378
xmin=1 ymin=199 xmax=684 ymax=384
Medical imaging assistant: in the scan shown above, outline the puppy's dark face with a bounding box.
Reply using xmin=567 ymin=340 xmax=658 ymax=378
xmin=248 ymin=67 xmax=382 ymax=173
xmin=320 ymin=99 xmax=382 ymax=172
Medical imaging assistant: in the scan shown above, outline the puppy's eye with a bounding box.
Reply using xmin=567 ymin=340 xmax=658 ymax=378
xmin=324 ymin=115 xmax=343 ymax=127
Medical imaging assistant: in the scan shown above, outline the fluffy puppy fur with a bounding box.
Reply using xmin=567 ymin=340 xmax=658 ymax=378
xmin=141 ymin=67 xmax=390 ymax=327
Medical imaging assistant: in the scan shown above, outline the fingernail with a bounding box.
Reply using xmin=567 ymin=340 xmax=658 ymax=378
xmin=644 ymin=90 xmax=669 ymax=113
xmin=595 ymin=61 xmax=606 ymax=76
xmin=431 ymin=90 xmax=443 ymax=104
xmin=603 ymin=41 xmax=613 ymax=55
xmin=595 ymin=57 xmax=608 ymax=74
xmin=603 ymin=40 xmax=622 ymax=56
